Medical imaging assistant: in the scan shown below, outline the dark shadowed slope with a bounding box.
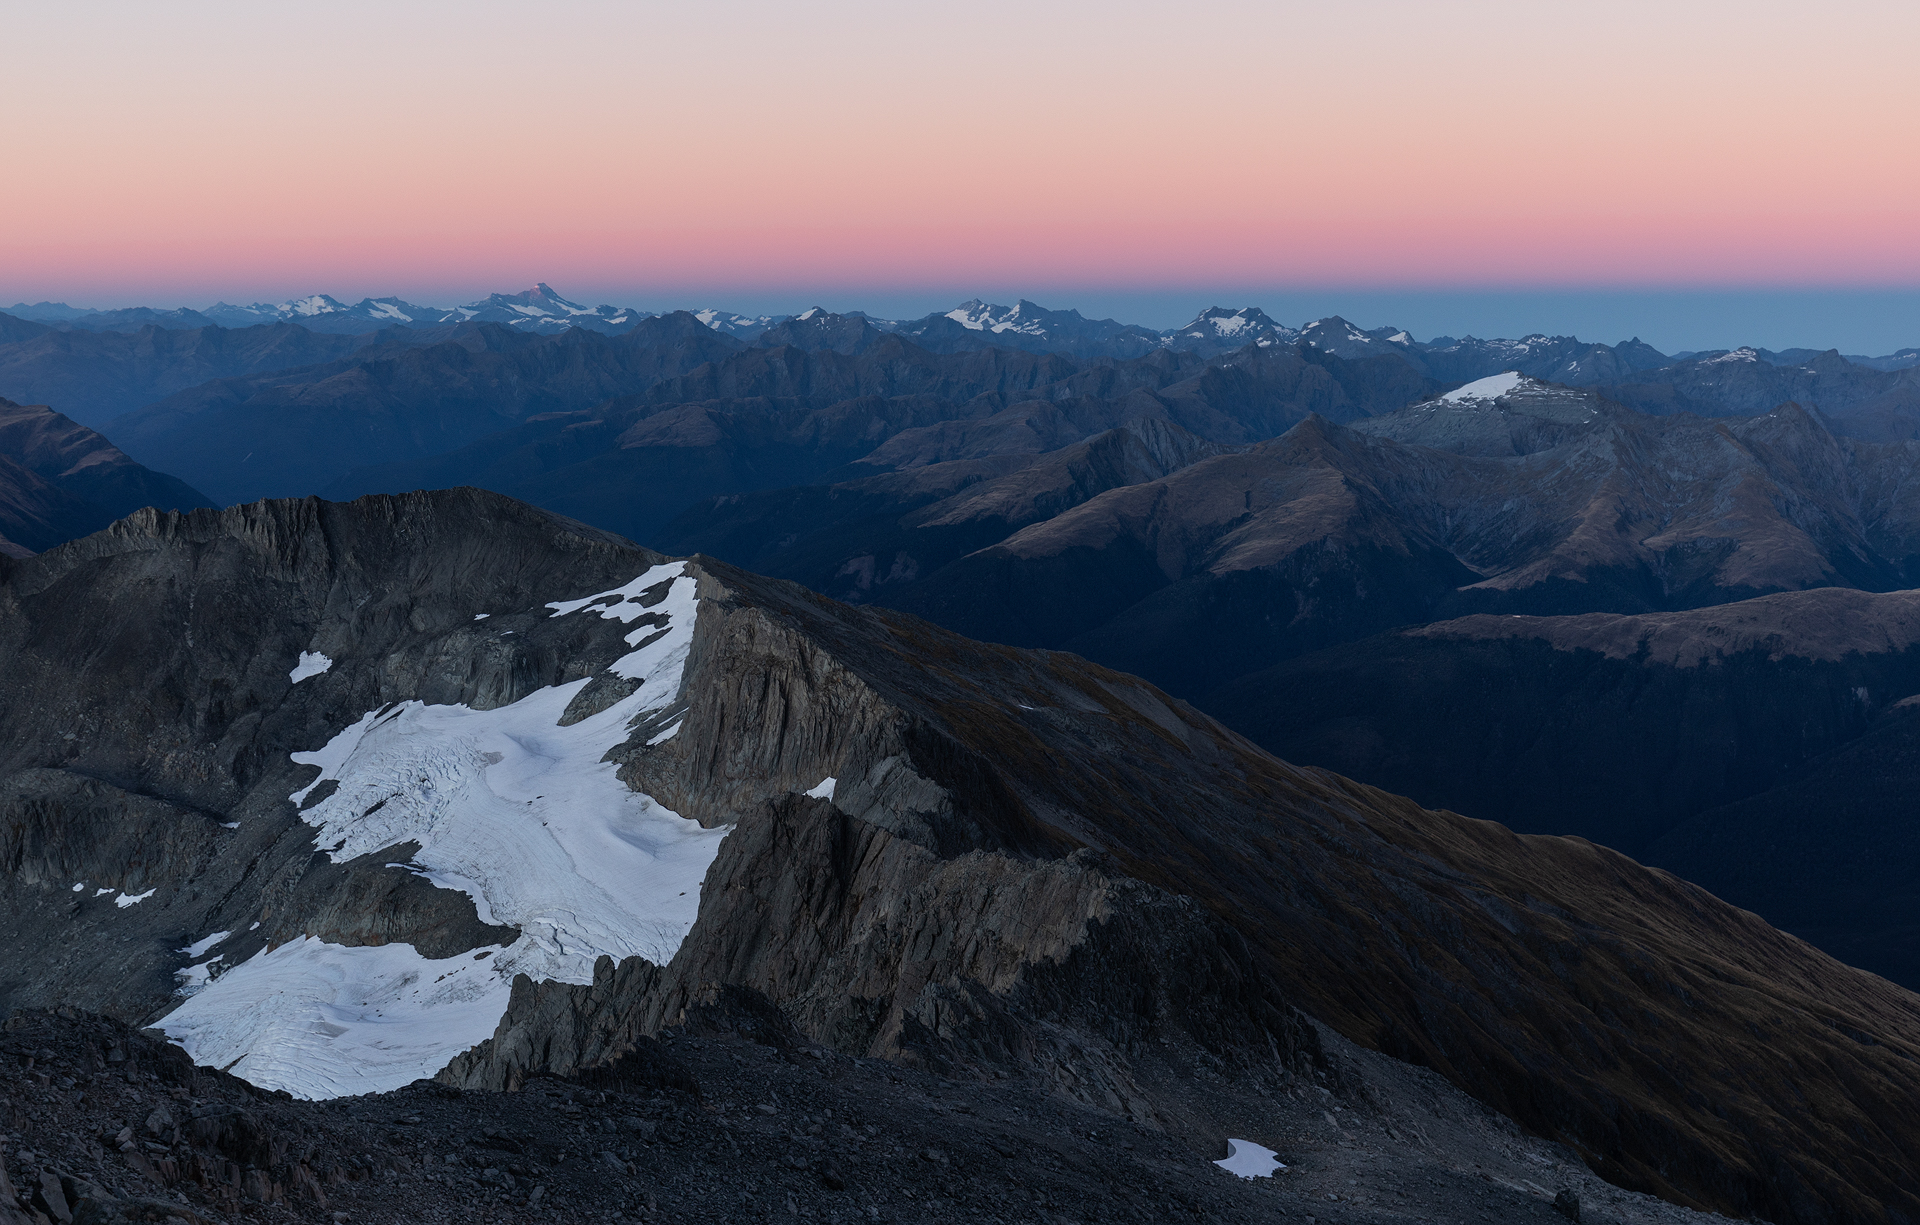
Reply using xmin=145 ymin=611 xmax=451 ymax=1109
xmin=331 ymin=338 xmax=1439 ymax=544
xmin=1205 ymin=587 xmax=1920 ymax=989
xmin=0 ymin=398 xmax=212 ymax=554
xmin=110 ymin=314 xmax=744 ymax=504
xmin=689 ymin=382 xmax=1920 ymax=701
xmin=0 ymin=320 xmax=383 ymax=429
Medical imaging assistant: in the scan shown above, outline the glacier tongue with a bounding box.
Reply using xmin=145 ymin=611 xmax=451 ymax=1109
xmin=161 ymin=562 xmax=729 ymax=1098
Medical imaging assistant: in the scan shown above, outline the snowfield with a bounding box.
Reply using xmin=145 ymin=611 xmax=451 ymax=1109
xmin=1442 ymin=371 xmax=1525 ymax=401
xmin=162 ymin=562 xmax=730 ymax=1098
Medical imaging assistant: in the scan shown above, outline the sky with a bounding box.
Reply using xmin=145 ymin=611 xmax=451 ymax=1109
xmin=5 ymin=0 xmax=1918 ymax=351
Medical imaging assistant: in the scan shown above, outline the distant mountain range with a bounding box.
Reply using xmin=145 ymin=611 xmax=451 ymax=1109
xmin=13 ymin=286 xmax=1920 ymax=374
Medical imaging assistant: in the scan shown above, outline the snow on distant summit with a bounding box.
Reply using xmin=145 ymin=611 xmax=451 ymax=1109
xmin=942 ymin=299 xmax=1056 ymax=336
xmin=1166 ymin=307 xmax=1300 ymax=354
xmin=1296 ymin=316 xmax=1416 ymax=359
xmin=280 ymin=294 xmax=349 ymax=318
xmin=448 ymin=283 xmax=651 ymax=333
xmin=692 ymin=309 xmax=787 ymax=340
xmin=198 ymin=284 xmax=653 ymax=335
xmin=1442 ymin=371 xmax=1527 ymax=401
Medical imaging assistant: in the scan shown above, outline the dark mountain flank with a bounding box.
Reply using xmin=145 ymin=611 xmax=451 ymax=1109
xmin=333 ymin=337 xmax=1439 ymax=545
xmin=0 ymin=490 xmax=1916 ymax=1223
xmin=111 ymin=313 xmax=744 ymax=505
xmin=0 ymin=398 xmax=212 ymax=555
xmin=1208 ymin=586 xmax=1920 ymax=991
xmin=670 ymin=380 xmax=1920 ymax=702
xmin=0 ymin=320 xmax=383 ymax=430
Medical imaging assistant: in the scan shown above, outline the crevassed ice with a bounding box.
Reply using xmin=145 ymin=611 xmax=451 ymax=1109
xmin=162 ymin=561 xmax=730 ymax=1098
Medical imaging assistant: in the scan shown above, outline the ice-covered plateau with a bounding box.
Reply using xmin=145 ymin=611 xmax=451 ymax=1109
xmin=160 ymin=562 xmax=732 ymax=1099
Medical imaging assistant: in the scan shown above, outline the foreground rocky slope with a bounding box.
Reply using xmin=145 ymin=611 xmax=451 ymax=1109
xmin=0 ymin=1004 xmax=1738 ymax=1225
xmin=1 ymin=491 xmax=1917 ymax=1222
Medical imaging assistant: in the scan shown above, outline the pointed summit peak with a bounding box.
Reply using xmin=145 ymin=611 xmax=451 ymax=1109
xmin=1170 ymin=306 xmax=1298 ymax=349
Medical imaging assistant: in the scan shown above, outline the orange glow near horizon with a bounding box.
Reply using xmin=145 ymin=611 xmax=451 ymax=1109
xmin=4 ymin=0 xmax=1917 ymax=305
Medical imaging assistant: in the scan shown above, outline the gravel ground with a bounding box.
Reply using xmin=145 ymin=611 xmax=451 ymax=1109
xmin=0 ymin=1005 xmax=1750 ymax=1225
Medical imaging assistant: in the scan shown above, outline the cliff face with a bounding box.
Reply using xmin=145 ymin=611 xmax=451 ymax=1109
xmin=3 ymin=490 xmax=1919 ymax=1223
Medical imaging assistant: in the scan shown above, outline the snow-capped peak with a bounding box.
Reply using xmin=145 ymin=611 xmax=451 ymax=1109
xmin=1706 ymin=347 xmax=1762 ymax=364
xmin=279 ymin=294 xmax=349 ymax=317
xmin=1167 ymin=307 xmax=1298 ymax=349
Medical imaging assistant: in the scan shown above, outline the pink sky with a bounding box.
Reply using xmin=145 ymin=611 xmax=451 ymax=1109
xmin=5 ymin=0 xmax=1917 ymax=306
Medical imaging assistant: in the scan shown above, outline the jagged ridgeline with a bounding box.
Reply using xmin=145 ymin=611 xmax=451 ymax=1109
xmin=2 ymin=490 xmax=1918 ymax=1224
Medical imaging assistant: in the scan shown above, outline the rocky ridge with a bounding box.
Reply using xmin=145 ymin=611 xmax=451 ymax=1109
xmin=3 ymin=492 xmax=1919 ymax=1222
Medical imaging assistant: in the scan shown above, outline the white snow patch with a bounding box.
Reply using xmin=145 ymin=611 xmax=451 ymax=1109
xmin=221 ymin=821 xmax=240 ymax=829
xmin=116 ymin=889 xmax=156 ymax=908
xmin=180 ymin=931 xmax=231 ymax=958
xmin=1214 ymin=1139 xmax=1284 ymax=1178
xmin=546 ymin=560 xmax=698 ymax=683
xmin=94 ymin=887 xmax=113 ymax=896
xmin=289 ymin=652 xmax=333 ymax=683
xmin=165 ymin=561 xmax=725 ymax=1099
xmin=804 ymin=777 xmax=837 ymax=800
xmin=162 ymin=936 xmax=514 ymax=1097
xmin=1442 ymin=372 xmax=1525 ymax=401
xmin=71 ymin=882 xmax=84 ymax=893
xmin=473 ymin=613 xmax=490 ymax=621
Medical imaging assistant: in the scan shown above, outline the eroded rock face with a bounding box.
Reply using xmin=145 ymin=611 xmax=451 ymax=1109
xmin=447 ymin=795 xmax=1316 ymax=1125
